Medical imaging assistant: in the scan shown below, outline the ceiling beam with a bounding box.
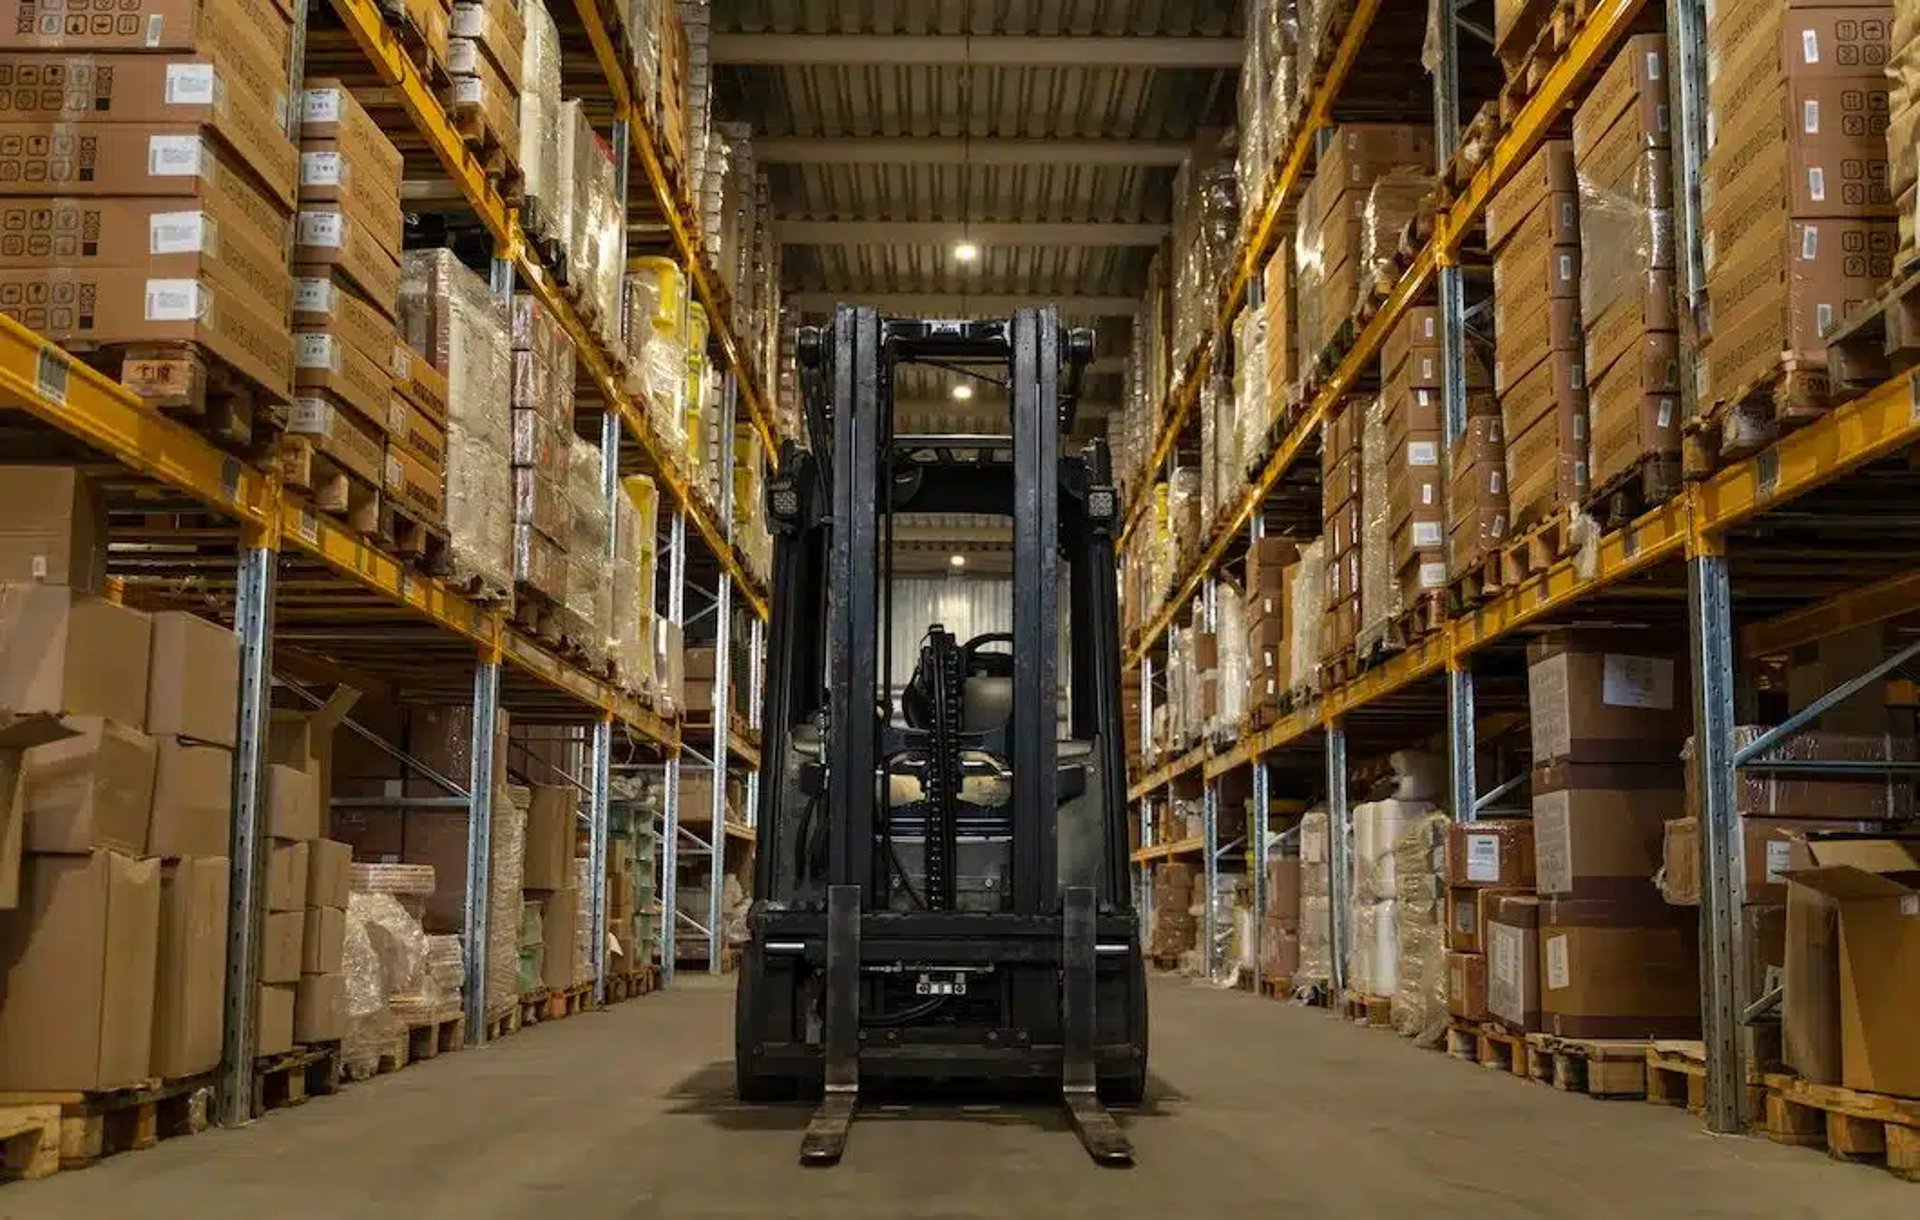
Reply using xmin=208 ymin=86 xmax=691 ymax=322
xmin=786 ymin=291 xmax=1138 ymax=316
xmin=753 ymin=135 xmax=1192 ymax=167
xmin=774 ymin=219 xmax=1168 ymax=246
xmin=710 ymin=34 xmax=1242 ymax=69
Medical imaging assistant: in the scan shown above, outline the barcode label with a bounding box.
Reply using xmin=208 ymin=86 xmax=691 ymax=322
xmin=144 ymin=13 xmax=163 ymax=46
xmin=149 ymin=211 xmax=208 ymax=255
xmin=164 ymin=63 xmax=216 ymax=106
xmin=298 ymin=210 xmax=346 ymax=248
xmin=293 ymin=277 xmax=333 ymax=312
xmin=147 ymin=134 xmax=203 ymax=177
xmin=1808 ymin=166 xmax=1826 ymax=203
xmin=1408 ymin=440 xmax=1438 ymax=467
xmin=301 ymin=150 xmax=345 ymax=188
xmin=303 ymin=88 xmax=343 ymax=124
xmin=1413 ymin=521 xmax=1442 ymax=548
xmin=295 ymin=333 xmax=337 ymax=369
xmin=1803 ymin=99 xmax=1820 ymax=134
xmin=144 ymin=278 xmax=203 ymax=321
xmin=1466 ymin=834 xmax=1501 ymax=882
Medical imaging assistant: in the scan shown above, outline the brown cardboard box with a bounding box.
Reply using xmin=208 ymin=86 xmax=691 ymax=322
xmin=0 ymin=585 xmax=152 ymax=727
xmin=265 ymin=763 xmax=319 ymax=841
xmin=1488 ymin=140 xmax=1579 ymax=252
xmin=1531 ymin=761 xmax=1684 ymax=899
xmin=1705 ymin=76 xmax=1894 ymax=223
xmin=255 ymin=982 xmax=295 ymax=1057
xmin=1266 ymin=856 xmax=1301 ymax=921
xmin=295 ymin=329 xmax=394 ymax=428
xmin=1783 ymin=837 xmax=1843 ymax=1083
xmin=443 ymin=48 xmax=520 ymax=153
xmin=523 ymin=784 xmax=574 ymax=890
xmin=385 ymin=808 xmax=465 ymax=934
xmin=389 ymin=395 xmax=448 ymax=467
xmin=1660 ymin=816 xmax=1700 ymax=905
xmin=19 ymin=717 xmax=156 ymax=856
xmin=294 ymin=270 xmax=396 ymax=370
xmin=1527 ymin=634 xmax=1688 ymax=766
xmin=1498 ymin=363 xmax=1587 ymax=522
xmin=301 ymin=903 xmax=345 ymax=973
xmin=391 ymin=340 xmax=450 ymax=424
xmin=1493 ymin=220 xmax=1581 ymax=311
xmin=1486 ymin=894 xmax=1542 ymax=1032
xmin=1589 ymin=381 xmax=1682 ymax=491
xmin=541 ymin=883 xmax=579 ymax=989
xmin=307 ymin=837 xmax=351 ymax=909
xmin=149 ymin=737 xmax=231 ymax=858
xmin=0 ymin=49 xmax=297 ymax=207
xmin=450 ymin=0 xmax=527 ymax=85
xmin=1708 ymin=2 xmax=1897 ymax=97
xmin=266 ymin=689 xmax=356 ymax=822
xmin=1493 ymin=0 xmax=1554 ymax=61
xmin=0 ymin=850 xmax=160 ymax=1091
xmin=147 ymin=610 xmax=239 ymax=747
xmin=1445 ymin=818 xmax=1536 ymax=888
xmin=2 ymin=717 xmax=80 ymax=907
xmin=1447 ymin=950 xmax=1489 ymax=1021
xmin=266 ymin=839 xmax=308 ymax=912
xmin=151 ymin=855 xmax=227 ymax=1078
xmin=295 ymin=204 xmax=401 ymax=312
xmin=0 ymin=265 xmax=292 ymax=398
xmin=300 ymin=82 xmax=405 ymax=200
xmin=299 ymin=137 xmax=404 ymax=260
xmin=1787 ymin=624 xmax=1899 ymax=735
xmin=1310 ymin=124 xmax=1435 ymax=221
xmin=287 ymin=395 xmax=387 ymax=488
xmin=0 ymin=0 xmax=293 ymax=55
xmin=1747 ymin=904 xmax=1789 ymax=1000
xmin=1574 ymin=33 xmax=1671 ymax=161
xmin=258 ymin=908 xmax=303 ymax=983
xmin=1738 ymin=818 xmax=1872 ymax=906
xmin=0 ymin=466 xmax=106 ymax=591
xmin=385 ymin=442 xmax=447 ymax=524
xmin=1446 ymin=886 xmax=1480 ymax=951
xmin=293 ymin=971 xmax=344 ymax=1042
xmin=1539 ymin=899 xmax=1701 ymax=1038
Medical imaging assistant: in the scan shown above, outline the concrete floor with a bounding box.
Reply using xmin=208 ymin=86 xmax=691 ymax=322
xmin=3 ymin=975 xmax=1909 ymax=1218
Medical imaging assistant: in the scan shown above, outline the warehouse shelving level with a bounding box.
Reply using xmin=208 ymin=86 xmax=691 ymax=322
xmin=0 ymin=0 xmax=778 ymax=1130
xmin=1122 ymin=0 xmax=1920 ymax=1145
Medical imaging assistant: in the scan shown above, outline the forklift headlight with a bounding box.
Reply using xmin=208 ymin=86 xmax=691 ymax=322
xmin=769 ymin=478 xmax=801 ymax=524
xmin=1087 ymin=486 xmax=1116 ymax=522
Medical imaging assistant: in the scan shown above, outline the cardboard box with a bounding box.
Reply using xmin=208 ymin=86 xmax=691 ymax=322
xmin=389 ymin=395 xmax=448 ymax=467
xmin=0 ymin=265 xmax=292 ymax=399
xmin=0 ymin=465 xmax=107 ymax=591
xmin=1704 ymin=75 xmax=1894 ymax=223
xmin=301 ymin=904 xmax=345 ymax=974
xmin=1447 ymin=950 xmax=1489 ymax=1021
xmin=443 ymin=48 xmax=520 ymax=153
xmin=265 ymin=763 xmax=320 ymax=841
xmin=258 ymin=908 xmax=303 ymax=983
xmin=0 ymin=585 xmax=152 ymax=727
xmin=1707 ymin=2 xmax=1898 ymax=95
xmin=150 ymin=737 xmax=232 ymax=858
xmin=295 ymin=328 xmax=393 ymax=428
xmin=1446 ymin=885 xmax=1481 ymax=951
xmin=151 ymin=855 xmax=227 ymax=1078
xmin=307 ymin=837 xmax=351 ymax=908
xmin=287 ymin=394 xmax=387 ymax=488
xmin=295 ymin=204 xmax=401 ymax=311
xmin=1725 ymin=817 xmax=1869 ymax=906
xmin=523 ymin=784 xmax=574 ymax=890
xmin=256 ymin=982 xmax=295 ymax=1057
xmin=1498 ymin=363 xmax=1587 ymax=521
xmin=1574 ymin=33 xmax=1671 ymax=162
xmin=1487 ymin=140 xmax=1578 ymax=252
xmin=1445 ymin=819 xmax=1536 ymax=888
xmin=0 ymin=0 xmax=293 ymax=55
xmin=1531 ymin=761 xmax=1684 ymax=898
xmin=541 ymin=883 xmax=578 ymax=989
xmin=1311 ymin=124 xmax=1435 ymax=221
xmin=1539 ymin=899 xmax=1701 ymax=1039
xmin=385 ymin=441 xmax=446 ymax=523
xmin=1527 ymin=634 xmax=1688 ymax=766
xmin=293 ymin=270 xmax=395 ymax=370
xmin=293 ymin=971 xmax=344 ymax=1042
xmin=147 ymin=610 xmax=239 ymax=747
xmin=300 ymin=82 xmax=405 ymax=201
xmin=1589 ymin=381 xmax=1682 ymax=490
xmin=1783 ymin=837 xmax=1842 ymax=1084
xmin=19 ymin=716 xmax=156 ymax=856
xmin=0 ymin=850 xmax=160 ymax=1091
xmin=266 ymin=838 xmax=309 ymax=912
xmin=299 ymin=137 xmax=403 ymax=259
xmin=450 ymin=0 xmax=526 ymax=86
xmin=391 ymin=340 xmax=450 ymax=424
xmin=1660 ymin=816 xmax=1700 ymax=905
xmin=1486 ymin=894 xmax=1542 ymax=1032
xmin=0 ymin=715 xmax=78 ymax=908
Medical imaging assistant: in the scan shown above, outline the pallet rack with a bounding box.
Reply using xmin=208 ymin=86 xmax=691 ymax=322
xmin=1121 ymin=0 xmax=1920 ymax=1140
xmin=0 ymin=0 xmax=774 ymax=1128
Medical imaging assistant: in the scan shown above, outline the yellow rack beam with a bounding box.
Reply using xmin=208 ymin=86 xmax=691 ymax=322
xmin=1115 ymin=0 xmax=1385 ymax=551
xmin=1124 ymin=0 xmax=1651 ymax=668
xmin=1130 ymin=836 xmax=1206 ymax=865
xmin=1124 ymin=741 xmax=1210 ymax=803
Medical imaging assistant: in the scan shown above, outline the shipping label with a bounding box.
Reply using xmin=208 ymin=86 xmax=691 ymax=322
xmin=1601 ymin=653 xmax=1675 ymax=709
xmin=1466 ymin=833 xmax=1503 ymax=883
xmin=1545 ymin=934 xmax=1570 ymax=990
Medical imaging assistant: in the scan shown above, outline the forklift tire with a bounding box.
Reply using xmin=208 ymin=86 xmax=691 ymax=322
xmin=734 ymin=952 xmax=792 ymax=1102
xmin=1098 ymin=949 xmax=1150 ymax=1105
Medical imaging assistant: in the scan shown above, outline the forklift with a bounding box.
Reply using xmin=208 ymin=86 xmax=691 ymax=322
xmin=736 ymin=306 xmax=1148 ymax=1166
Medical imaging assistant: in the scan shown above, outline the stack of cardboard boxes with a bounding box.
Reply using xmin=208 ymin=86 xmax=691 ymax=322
xmin=0 ymin=467 xmax=237 ymax=1088
xmin=523 ymin=784 xmax=581 ymax=992
xmin=0 ymin=0 xmax=298 ymax=417
xmin=1445 ymin=818 xmax=1535 ymax=1026
xmin=1294 ymin=124 xmax=1436 ymax=369
xmin=445 ymin=0 xmax=523 ymax=187
xmin=1575 ymin=34 xmax=1682 ymax=506
xmin=1262 ymin=247 xmax=1297 ymax=447
xmin=263 ymin=688 xmax=354 ymax=1054
xmin=1490 ymin=139 xmax=1588 ymax=536
xmin=290 ymin=81 xmax=409 ymax=525
xmin=1244 ymin=538 xmax=1297 ymax=728
xmin=1381 ymin=309 xmax=1493 ymax=611
xmin=1698 ymin=1 xmax=1895 ymax=422
xmin=1150 ymin=863 xmax=1198 ymax=959
xmin=1320 ymin=398 xmax=1364 ymax=673
xmin=1261 ymin=852 xmax=1302 ymax=983
xmin=1892 ymin=1 xmax=1920 ymax=264
xmin=509 ymin=294 xmax=579 ymax=611
xmin=1447 ymin=414 xmax=1509 ymax=584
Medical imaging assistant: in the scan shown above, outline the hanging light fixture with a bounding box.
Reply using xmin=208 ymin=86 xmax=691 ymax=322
xmin=950 ymin=382 xmax=975 ymax=401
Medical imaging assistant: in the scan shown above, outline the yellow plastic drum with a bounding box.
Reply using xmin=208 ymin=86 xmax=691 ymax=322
xmin=630 ymin=256 xmax=685 ymax=332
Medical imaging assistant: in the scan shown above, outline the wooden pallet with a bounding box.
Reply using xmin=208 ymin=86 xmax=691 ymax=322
xmin=483 ymin=1001 xmax=523 ymax=1042
xmin=1500 ymin=513 xmax=1572 ymax=583
xmin=1761 ymin=1073 xmax=1920 ymax=1181
xmin=1645 ymin=1040 xmax=1708 ymax=1115
xmin=1525 ymin=1034 xmax=1648 ymax=1098
xmin=1434 ymin=103 xmax=1501 ymax=209
xmin=255 ymin=1044 xmax=343 ymax=1111
xmin=404 ymin=1014 xmax=466 ymax=1064
xmin=367 ymin=0 xmax=452 ymax=83
xmin=1583 ymin=451 xmax=1682 ymax=530
xmin=278 ymin=436 xmax=382 ymax=537
xmin=602 ymin=967 xmax=658 ymax=1004
xmin=0 ymin=1073 xmax=216 ymax=1175
xmin=1444 ymin=1019 xmax=1482 ymax=1063
xmin=1471 ymin=1021 xmax=1533 ymax=1077
xmin=1497 ymin=0 xmax=1589 ymax=122
xmin=1447 ymin=545 xmax=1508 ymax=610
xmin=0 ymin=1104 xmax=60 ymax=1181
xmin=1823 ymin=262 xmax=1920 ymax=397
xmin=379 ymin=499 xmax=451 ymax=575
xmin=1386 ymin=591 xmax=1445 ymax=650
xmin=1683 ymin=356 xmax=1831 ymax=479
xmin=1342 ymin=991 xmax=1393 ymax=1028
xmin=52 ymin=341 xmax=283 ymax=457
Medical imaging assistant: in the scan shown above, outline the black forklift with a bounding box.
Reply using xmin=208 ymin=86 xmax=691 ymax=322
xmin=736 ymin=306 xmax=1147 ymax=1166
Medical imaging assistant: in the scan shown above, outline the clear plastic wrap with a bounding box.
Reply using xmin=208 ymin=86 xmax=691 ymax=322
xmin=343 ymin=891 xmax=432 ymax=1072
xmin=1293 ymin=213 xmax=1328 ymax=374
xmin=563 ymin=436 xmax=614 ymax=666
xmin=1391 ymin=811 xmax=1450 ymax=1045
xmin=1683 ymin=728 xmax=1917 ymax=820
xmin=1214 ymin=582 xmax=1247 ymax=737
xmin=489 ymin=783 xmax=527 ymax=1013
xmin=1360 ymin=170 xmax=1431 ymax=294
xmin=340 ymin=902 xmax=399 ymax=1077
xmin=571 ymin=105 xmax=625 ymax=353
xmin=1357 ymin=394 xmax=1395 ymax=649
xmin=1295 ymin=806 xmax=1332 ymax=988
xmin=518 ymin=0 xmax=563 ymax=245
xmin=573 ymin=857 xmax=596 ymax=985
xmin=1894 ymin=3 xmax=1920 ymax=260
xmin=609 ymin=488 xmax=647 ymax=692
xmin=1290 ymin=537 xmax=1325 ymax=693
xmin=400 ymin=250 xmax=513 ymax=598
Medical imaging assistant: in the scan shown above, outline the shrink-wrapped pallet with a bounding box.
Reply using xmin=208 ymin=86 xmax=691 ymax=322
xmin=563 ymin=436 xmax=613 ymax=668
xmin=400 ymin=250 xmax=513 ymax=599
xmin=518 ymin=0 xmax=563 ymax=243
xmin=1392 ymin=811 xmax=1450 ymax=1046
xmin=489 ymin=783 xmax=527 ymax=1012
xmin=610 ymin=489 xmax=648 ymax=692
xmin=1289 ymin=537 xmax=1325 ymax=695
xmin=1357 ymin=394 xmax=1395 ymax=649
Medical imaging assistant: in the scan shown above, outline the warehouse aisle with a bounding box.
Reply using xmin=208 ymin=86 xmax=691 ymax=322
xmin=3 ymin=976 xmax=1906 ymax=1219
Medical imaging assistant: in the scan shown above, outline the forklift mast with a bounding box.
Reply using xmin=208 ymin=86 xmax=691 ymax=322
xmin=737 ymin=306 xmax=1147 ymax=1166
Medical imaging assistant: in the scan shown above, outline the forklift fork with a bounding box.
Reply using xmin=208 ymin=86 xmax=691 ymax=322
xmin=1062 ymin=885 xmax=1132 ymax=1166
xmin=800 ymin=885 xmax=861 ymax=1166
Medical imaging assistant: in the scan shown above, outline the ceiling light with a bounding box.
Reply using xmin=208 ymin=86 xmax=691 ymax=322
xmin=949 ymin=554 xmax=967 ymax=568
xmin=950 ymin=382 xmax=974 ymax=401
xmin=953 ymin=240 xmax=980 ymax=263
